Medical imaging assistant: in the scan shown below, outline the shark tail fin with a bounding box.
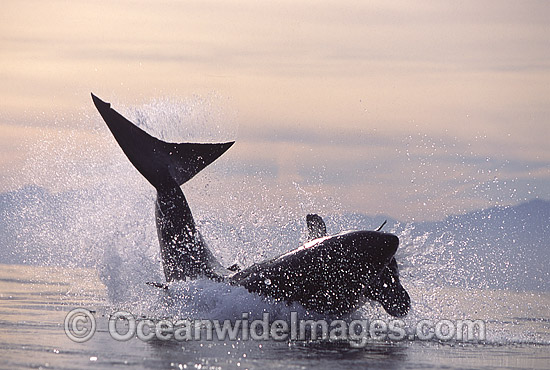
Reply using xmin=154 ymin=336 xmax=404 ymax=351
xmin=91 ymin=93 xmax=234 ymax=189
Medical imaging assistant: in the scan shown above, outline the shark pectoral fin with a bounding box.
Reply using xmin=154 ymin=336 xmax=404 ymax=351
xmin=365 ymin=260 xmax=411 ymax=317
xmin=375 ymin=281 xmax=410 ymax=317
xmin=306 ymin=214 xmax=327 ymax=240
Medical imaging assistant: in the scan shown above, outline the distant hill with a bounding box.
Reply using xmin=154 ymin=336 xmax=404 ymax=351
xmin=309 ymin=201 xmax=549 ymax=292
xmin=406 ymin=199 xmax=549 ymax=292
xmin=1 ymin=185 xmax=548 ymax=292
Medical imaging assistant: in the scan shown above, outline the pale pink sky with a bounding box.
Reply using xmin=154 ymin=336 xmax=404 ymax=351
xmin=1 ymin=0 xmax=548 ymax=220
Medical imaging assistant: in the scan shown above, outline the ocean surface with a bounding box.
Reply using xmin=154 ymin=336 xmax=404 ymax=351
xmin=1 ymin=263 xmax=549 ymax=370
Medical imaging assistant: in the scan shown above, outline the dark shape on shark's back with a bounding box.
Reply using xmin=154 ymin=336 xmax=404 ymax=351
xmin=91 ymin=93 xmax=411 ymax=317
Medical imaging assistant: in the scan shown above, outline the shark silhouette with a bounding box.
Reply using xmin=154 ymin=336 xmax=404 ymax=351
xmin=92 ymin=93 xmax=410 ymax=317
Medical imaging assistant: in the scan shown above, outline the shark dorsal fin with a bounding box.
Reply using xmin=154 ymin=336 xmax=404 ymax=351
xmin=306 ymin=214 xmax=327 ymax=240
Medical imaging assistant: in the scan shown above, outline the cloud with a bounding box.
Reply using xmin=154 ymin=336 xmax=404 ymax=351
xmin=1 ymin=0 xmax=548 ymax=220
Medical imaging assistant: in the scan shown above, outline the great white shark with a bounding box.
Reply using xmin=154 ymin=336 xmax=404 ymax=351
xmin=91 ymin=93 xmax=411 ymax=317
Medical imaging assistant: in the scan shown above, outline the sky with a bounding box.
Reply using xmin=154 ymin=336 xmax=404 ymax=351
xmin=1 ymin=0 xmax=549 ymax=221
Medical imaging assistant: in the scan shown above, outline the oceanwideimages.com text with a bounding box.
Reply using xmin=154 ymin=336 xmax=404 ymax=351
xmin=65 ymin=309 xmax=486 ymax=346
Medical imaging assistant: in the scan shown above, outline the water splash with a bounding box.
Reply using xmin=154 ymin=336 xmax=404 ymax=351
xmin=3 ymin=96 xmax=548 ymax=346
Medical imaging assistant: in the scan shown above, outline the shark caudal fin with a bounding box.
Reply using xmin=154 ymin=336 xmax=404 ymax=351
xmin=91 ymin=93 xmax=234 ymax=189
